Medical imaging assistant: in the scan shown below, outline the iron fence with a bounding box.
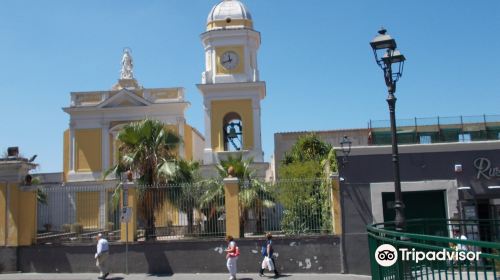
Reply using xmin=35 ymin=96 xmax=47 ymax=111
xmin=368 ymin=219 xmax=500 ymax=280
xmin=35 ymin=177 xmax=335 ymax=243
xmin=137 ymin=182 xmax=226 ymax=241
xmin=36 ymin=184 xmax=120 ymax=244
xmin=242 ymin=178 xmax=333 ymax=236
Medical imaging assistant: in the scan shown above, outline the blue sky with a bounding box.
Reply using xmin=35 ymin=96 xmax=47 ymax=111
xmin=0 ymin=0 xmax=499 ymax=173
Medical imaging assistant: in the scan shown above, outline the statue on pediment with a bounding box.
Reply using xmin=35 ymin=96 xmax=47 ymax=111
xmin=120 ymin=48 xmax=134 ymax=80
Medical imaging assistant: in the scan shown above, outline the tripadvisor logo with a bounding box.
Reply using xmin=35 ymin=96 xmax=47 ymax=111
xmin=374 ymin=244 xmax=481 ymax=267
xmin=375 ymin=244 xmax=398 ymax=267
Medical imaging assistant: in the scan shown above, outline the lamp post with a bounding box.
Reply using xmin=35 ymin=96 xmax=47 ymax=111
xmin=340 ymin=135 xmax=352 ymax=166
xmin=370 ymin=27 xmax=406 ymax=231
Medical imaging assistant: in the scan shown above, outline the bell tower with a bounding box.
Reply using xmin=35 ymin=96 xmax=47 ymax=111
xmin=198 ymin=0 xmax=266 ymax=164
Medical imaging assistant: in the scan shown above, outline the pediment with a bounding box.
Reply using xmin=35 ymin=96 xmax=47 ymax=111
xmin=98 ymin=89 xmax=150 ymax=108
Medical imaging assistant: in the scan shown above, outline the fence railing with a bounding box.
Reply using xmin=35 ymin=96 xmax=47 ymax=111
xmin=137 ymin=182 xmax=225 ymax=241
xmin=35 ymin=178 xmax=336 ymax=244
xmin=36 ymin=184 xmax=120 ymax=244
xmin=242 ymin=179 xmax=333 ymax=236
xmin=368 ymin=219 xmax=500 ymax=280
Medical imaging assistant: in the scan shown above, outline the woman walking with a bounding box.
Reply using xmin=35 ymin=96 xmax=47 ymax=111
xmin=225 ymin=235 xmax=240 ymax=280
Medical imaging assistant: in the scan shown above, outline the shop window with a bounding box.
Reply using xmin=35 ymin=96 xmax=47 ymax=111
xmin=458 ymin=133 xmax=471 ymax=142
xmin=223 ymin=112 xmax=243 ymax=151
xmin=419 ymin=135 xmax=432 ymax=144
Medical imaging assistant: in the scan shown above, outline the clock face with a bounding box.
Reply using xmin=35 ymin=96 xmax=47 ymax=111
xmin=220 ymin=51 xmax=239 ymax=70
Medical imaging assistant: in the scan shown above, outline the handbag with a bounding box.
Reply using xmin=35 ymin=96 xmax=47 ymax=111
xmin=263 ymin=256 xmax=274 ymax=271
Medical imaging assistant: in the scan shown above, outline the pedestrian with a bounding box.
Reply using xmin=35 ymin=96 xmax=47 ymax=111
xmin=95 ymin=233 xmax=110 ymax=279
xmin=225 ymin=235 xmax=240 ymax=280
xmin=259 ymin=233 xmax=279 ymax=278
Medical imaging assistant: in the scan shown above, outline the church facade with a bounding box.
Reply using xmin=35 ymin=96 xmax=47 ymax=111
xmin=62 ymin=0 xmax=268 ymax=183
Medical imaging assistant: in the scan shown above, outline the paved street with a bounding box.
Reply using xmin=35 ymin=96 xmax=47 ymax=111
xmin=0 ymin=273 xmax=370 ymax=280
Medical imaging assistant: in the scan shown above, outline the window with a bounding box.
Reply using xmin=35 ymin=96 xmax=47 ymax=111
xmin=223 ymin=112 xmax=243 ymax=151
xmin=458 ymin=133 xmax=471 ymax=142
xmin=498 ymin=132 xmax=500 ymax=140
xmin=419 ymin=135 xmax=432 ymax=144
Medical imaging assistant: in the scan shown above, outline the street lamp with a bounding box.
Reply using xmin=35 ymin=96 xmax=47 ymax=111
xmin=340 ymin=135 xmax=352 ymax=165
xmin=370 ymin=27 xmax=406 ymax=231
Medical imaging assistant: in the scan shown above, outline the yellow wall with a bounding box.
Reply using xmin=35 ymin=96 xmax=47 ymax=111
xmin=63 ymin=129 xmax=69 ymax=182
xmin=76 ymin=192 xmax=100 ymax=229
xmin=207 ymin=19 xmax=253 ymax=31
xmin=7 ymin=183 xmax=19 ymax=245
xmin=215 ymin=46 xmax=245 ymax=75
xmin=0 ymin=182 xmax=37 ymax=246
xmin=211 ymin=99 xmax=254 ymax=151
xmin=0 ymin=183 xmax=6 ymax=246
xmin=154 ymin=199 xmax=179 ymax=227
xmin=184 ymin=124 xmax=193 ymax=161
xmin=75 ymin=128 xmax=102 ymax=172
xmin=18 ymin=190 xmax=36 ymax=245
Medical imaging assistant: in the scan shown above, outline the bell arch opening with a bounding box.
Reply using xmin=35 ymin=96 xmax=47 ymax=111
xmin=223 ymin=112 xmax=243 ymax=151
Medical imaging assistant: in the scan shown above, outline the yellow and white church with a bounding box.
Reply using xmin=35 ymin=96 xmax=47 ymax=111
xmin=62 ymin=0 xmax=269 ymax=183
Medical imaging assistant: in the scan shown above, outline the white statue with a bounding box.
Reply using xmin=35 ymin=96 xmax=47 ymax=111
xmin=120 ymin=48 xmax=134 ymax=80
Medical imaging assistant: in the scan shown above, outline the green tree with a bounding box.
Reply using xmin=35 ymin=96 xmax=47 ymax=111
xmin=170 ymin=159 xmax=203 ymax=234
xmin=278 ymin=134 xmax=337 ymax=234
xmin=105 ymin=119 xmax=181 ymax=240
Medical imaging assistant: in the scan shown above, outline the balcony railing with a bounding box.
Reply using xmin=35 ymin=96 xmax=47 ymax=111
xmin=367 ymin=219 xmax=500 ymax=279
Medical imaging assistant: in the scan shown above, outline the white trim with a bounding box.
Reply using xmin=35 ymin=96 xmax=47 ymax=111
xmin=370 ymin=180 xmax=458 ymax=224
xmin=349 ymin=140 xmax=500 ymax=157
xmin=97 ymin=89 xmax=151 ymax=108
xmin=66 ymin=171 xmax=103 ymax=182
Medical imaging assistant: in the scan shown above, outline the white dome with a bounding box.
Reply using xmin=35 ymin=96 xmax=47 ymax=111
xmin=207 ymin=0 xmax=252 ymax=23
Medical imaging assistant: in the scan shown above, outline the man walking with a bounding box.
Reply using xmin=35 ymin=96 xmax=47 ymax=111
xmin=95 ymin=233 xmax=110 ymax=279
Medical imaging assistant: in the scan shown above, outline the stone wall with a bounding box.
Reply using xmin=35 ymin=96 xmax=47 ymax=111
xmin=17 ymin=236 xmax=341 ymax=274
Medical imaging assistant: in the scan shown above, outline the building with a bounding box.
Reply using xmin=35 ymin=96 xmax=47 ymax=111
xmin=274 ymin=115 xmax=500 ymax=274
xmin=62 ymin=49 xmax=204 ymax=183
xmin=197 ymin=0 xmax=269 ymax=178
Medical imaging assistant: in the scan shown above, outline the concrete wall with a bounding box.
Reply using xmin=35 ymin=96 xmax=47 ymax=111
xmin=0 ymin=248 xmax=17 ymax=273
xmin=17 ymin=236 xmax=341 ymax=274
xmin=340 ymin=183 xmax=372 ymax=275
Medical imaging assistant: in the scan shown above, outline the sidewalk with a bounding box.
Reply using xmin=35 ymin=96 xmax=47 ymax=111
xmin=0 ymin=273 xmax=370 ymax=280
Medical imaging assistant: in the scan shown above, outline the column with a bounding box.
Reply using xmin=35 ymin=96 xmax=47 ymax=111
xmin=69 ymin=121 xmax=76 ymax=172
xmin=203 ymin=99 xmax=214 ymax=164
xmin=0 ymin=160 xmax=37 ymax=247
xmin=252 ymin=97 xmax=263 ymax=162
xmin=101 ymin=122 xmax=110 ymax=172
xmin=330 ymin=173 xmax=342 ymax=235
xmin=223 ymin=177 xmax=240 ymax=238
xmin=177 ymin=117 xmax=186 ymax=159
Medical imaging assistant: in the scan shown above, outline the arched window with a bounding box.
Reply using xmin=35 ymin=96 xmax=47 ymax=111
xmin=223 ymin=112 xmax=243 ymax=151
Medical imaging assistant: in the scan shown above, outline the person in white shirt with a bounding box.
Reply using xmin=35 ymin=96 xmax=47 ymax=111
xmin=95 ymin=233 xmax=110 ymax=279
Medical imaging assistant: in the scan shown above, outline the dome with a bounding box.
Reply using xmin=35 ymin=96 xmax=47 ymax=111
xmin=206 ymin=0 xmax=253 ymax=31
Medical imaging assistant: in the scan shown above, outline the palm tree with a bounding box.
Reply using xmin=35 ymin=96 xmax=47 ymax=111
xmin=105 ymin=119 xmax=180 ymax=240
xmin=170 ymin=159 xmax=203 ymax=234
xmin=215 ymin=154 xmax=275 ymax=236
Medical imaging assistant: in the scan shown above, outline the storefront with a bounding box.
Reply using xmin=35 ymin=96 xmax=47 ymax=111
xmin=337 ymin=140 xmax=500 ymax=274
